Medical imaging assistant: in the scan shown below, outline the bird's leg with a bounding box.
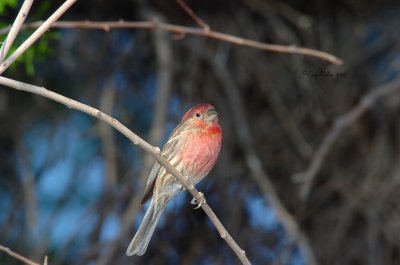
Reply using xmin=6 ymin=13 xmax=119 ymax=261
xmin=191 ymin=192 xmax=206 ymax=209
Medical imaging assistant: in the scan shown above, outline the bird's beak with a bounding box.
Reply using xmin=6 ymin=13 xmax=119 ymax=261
xmin=206 ymin=108 xmax=218 ymax=121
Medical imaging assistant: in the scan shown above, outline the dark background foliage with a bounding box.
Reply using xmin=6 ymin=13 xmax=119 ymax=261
xmin=1 ymin=0 xmax=400 ymax=265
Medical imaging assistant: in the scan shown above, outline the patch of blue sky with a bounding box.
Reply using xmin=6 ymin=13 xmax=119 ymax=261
xmin=75 ymin=157 xmax=104 ymax=202
xmin=375 ymin=54 xmax=400 ymax=82
xmin=114 ymin=72 xmax=126 ymax=91
xmin=37 ymin=159 xmax=73 ymax=202
xmin=362 ymin=6 xmax=399 ymax=47
xmin=163 ymin=121 xmax=176 ymax=143
xmin=162 ymin=103 xmax=184 ymax=142
xmin=143 ymin=74 xmax=157 ymax=105
xmin=35 ymin=115 xmax=100 ymax=202
xmin=69 ymin=112 xmax=93 ymax=132
xmin=23 ymin=121 xmax=51 ymax=172
xmin=67 ymin=117 xmax=99 ymax=161
xmin=362 ymin=7 xmax=400 ymax=82
xmin=200 ymin=255 xmax=219 ymax=265
xmin=362 ymin=22 xmax=383 ymax=47
xmin=111 ymin=30 xmax=134 ymax=55
xmin=289 ymin=246 xmax=305 ymax=265
xmin=133 ymin=205 xmax=146 ymax=229
xmin=100 ymin=212 xmax=121 ymax=241
xmin=246 ymin=196 xmax=279 ymax=231
xmin=169 ymin=96 xmax=181 ymax=118
xmin=25 ymin=112 xmax=104 ymax=250
xmin=35 ymin=118 xmax=87 ymax=195
xmin=49 ymin=203 xmax=98 ymax=247
xmin=124 ymin=145 xmax=141 ymax=171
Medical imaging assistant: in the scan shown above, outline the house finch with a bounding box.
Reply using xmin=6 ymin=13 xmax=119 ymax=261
xmin=126 ymin=103 xmax=223 ymax=256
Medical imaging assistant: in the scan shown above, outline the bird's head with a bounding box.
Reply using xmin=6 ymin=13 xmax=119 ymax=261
xmin=181 ymin=103 xmax=219 ymax=125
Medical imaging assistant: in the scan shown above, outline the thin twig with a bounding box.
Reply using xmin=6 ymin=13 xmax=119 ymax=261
xmin=0 ymin=0 xmax=77 ymax=75
xmin=0 ymin=245 xmax=41 ymax=265
xmin=297 ymin=78 xmax=400 ymax=199
xmin=0 ymin=0 xmax=34 ymax=62
xmin=0 ymin=20 xmax=342 ymax=65
xmin=0 ymin=76 xmax=251 ymax=265
xmin=175 ymin=0 xmax=210 ymax=31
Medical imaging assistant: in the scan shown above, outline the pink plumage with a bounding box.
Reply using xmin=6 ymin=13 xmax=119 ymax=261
xmin=126 ymin=103 xmax=223 ymax=256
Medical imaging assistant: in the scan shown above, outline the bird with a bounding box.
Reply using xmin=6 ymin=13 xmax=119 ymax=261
xmin=126 ymin=103 xmax=223 ymax=256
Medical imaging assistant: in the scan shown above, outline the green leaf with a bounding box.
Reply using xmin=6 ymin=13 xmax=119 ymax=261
xmin=0 ymin=0 xmax=17 ymax=14
xmin=1 ymin=1 xmax=59 ymax=76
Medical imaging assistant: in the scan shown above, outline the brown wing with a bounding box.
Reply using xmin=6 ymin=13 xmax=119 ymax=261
xmin=140 ymin=122 xmax=187 ymax=204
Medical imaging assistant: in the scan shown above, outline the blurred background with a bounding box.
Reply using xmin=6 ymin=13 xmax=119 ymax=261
xmin=1 ymin=0 xmax=400 ymax=264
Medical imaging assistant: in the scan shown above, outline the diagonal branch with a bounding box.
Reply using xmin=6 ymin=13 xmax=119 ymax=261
xmin=0 ymin=0 xmax=34 ymax=62
xmin=0 ymin=76 xmax=251 ymax=265
xmin=296 ymin=78 xmax=400 ymax=199
xmin=0 ymin=245 xmax=41 ymax=265
xmin=0 ymin=20 xmax=343 ymax=65
xmin=0 ymin=0 xmax=77 ymax=75
xmin=175 ymin=0 xmax=210 ymax=31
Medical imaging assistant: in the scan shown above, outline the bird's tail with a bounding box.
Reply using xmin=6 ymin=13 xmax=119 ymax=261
xmin=126 ymin=199 xmax=165 ymax=256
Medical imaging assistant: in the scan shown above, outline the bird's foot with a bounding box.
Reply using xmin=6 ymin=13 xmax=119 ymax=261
xmin=191 ymin=192 xmax=206 ymax=209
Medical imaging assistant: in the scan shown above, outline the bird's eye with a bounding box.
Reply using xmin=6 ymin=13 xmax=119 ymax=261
xmin=195 ymin=112 xmax=201 ymax=118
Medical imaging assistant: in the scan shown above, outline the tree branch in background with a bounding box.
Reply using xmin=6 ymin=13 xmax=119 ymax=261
xmin=0 ymin=0 xmax=34 ymax=62
xmin=17 ymin=145 xmax=39 ymax=240
xmin=0 ymin=76 xmax=251 ymax=265
xmin=175 ymin=0 xmax=210 ymax=31
xmin=0 ymin=0 xmax=77 ymax=75
xmin=203 ymin=48 xmax=317 ymax=265
xmin=99 ymin=83 xmax=118 ymax=188
xmin=147 ymin=16 xmax=174 ymax=164
xmin=95 ymin=14 xmax=174 ymax=265
xmin=0 ymin=20 xmax=343 ymax=65
xmin=296 ymin=78 xmax=400 ymax=199
xmin=0 ymin=244 xmax=46 ymax=265
xmin=260 ymin=78 xmax=313 ymax=159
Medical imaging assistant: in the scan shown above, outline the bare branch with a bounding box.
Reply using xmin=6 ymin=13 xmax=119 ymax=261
xmin=0 ymin=0 xmax=77 ymax=75
xmin=0 ymin=0 xmax=34 ymax=62
xmin=297 ymin=78 xmax=400 ymax=199
xmin=0 ymin=245 xmax=41 ymax=265
xmin=175 ymin=0 xmax=210 ymax=31
xmin=0 ymin=20 xmax=342 ymax=65
xmin=0 ymin=76 xmax=251 ymax=265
